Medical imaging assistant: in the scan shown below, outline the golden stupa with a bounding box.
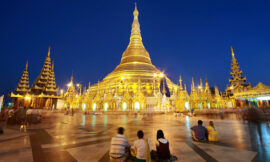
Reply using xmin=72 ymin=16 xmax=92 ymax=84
xmin=88 ymin=4 xmax=178 ymax=111
xmin=63 ymin=4 xmax=231 ymax=112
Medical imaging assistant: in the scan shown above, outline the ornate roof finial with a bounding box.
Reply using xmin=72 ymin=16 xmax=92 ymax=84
xmin=230 ymin=46 xmax=235 ymax=58
xmin=128 ymin=3 xmax=143 ymax=48
xmin=192 ymin=77 xmax=195 ymax=88
xmin=48 ymin=46 xmax=51 ymax=57
xmin=25 ymin=59 xmax=28 ymax=71
xmin=134 ymin=3 xmax=139 ymax=18
xmin=179 ymin=75 xmax=183 ymax=90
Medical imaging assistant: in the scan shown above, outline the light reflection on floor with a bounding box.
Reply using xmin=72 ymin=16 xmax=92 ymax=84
xmin=1 ymin=113 xmax=270 ymax=161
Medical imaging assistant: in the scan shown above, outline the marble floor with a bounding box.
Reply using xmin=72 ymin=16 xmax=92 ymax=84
xmin=0 ymin=112 xmax=269 ymax=162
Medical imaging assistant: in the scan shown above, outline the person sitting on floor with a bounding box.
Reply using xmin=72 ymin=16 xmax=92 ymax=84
xmin=109 ymin=127 xmax=130 ymax=162
xmin=191 ymin=120 xmax=208 ymax=141
xmin=206 ymin=121 xmax=219 ymax=142
xmin=131 ymin=130 xmax=147 ymax=162
xmin=150 ymin=130 xmax=171 ymax=161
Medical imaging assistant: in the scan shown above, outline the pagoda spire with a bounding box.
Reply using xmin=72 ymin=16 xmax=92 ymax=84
xmin=179 ymin=75 xmax=183 ymax=90
xmin=31 ymin=46 xmax=52 ymax=94
xmin=191 ymin=77 xmax=196 ymax=92
xmin=25 ymin=60 xmax=28 ymax=70
xmin=66 ymin=73 xmax=77 ymax=94
xmin=48 ymin=46 xmax=51 ymax=57
xmin=227 ymin=46 xmax=250 ymax=93
xmin=205 ymin=78 xmax=210 ymax=94
xmin=128 ymin=3 xmax=144 ymax=48
xmin=15 ymin=60 xmax=30 ymax=94
xmin=117 ymin=3 xmax=152 ymax=66
xmin=45 ymin=60 xmax=58 ymax=95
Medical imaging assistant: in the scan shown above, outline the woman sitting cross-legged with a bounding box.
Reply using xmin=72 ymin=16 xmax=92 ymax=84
xmin=206 ymin=121 xmax=219 ymax=142
xmin=151 ymin=130 xmax=171 ymax=161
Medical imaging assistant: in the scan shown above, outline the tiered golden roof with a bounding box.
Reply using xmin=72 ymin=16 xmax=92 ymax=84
xmin=31 ymin=47 xmax=53 ymax=94
xmin=45 ymin=61 xmax=59 ymax=94
xmin=15 ymin=60 xmax=30 ymax=94
xmin=226 ymin=46 xmax=250 ymax=93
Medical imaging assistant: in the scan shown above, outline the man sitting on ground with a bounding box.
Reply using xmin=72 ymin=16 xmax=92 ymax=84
xmin=109 ymin=127 xmax=130 ymax=161
xmin=191 ymin=120 xmax=208 ymax=141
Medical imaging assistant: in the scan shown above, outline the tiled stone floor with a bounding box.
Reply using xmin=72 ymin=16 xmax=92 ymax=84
xmin=0 ymin=112 xmax=269 ymax=162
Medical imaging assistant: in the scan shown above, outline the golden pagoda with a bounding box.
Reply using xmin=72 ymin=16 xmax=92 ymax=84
xmin=15 ymin=60 xmax=30 ymax=95
xmin=87 ymin=4 xmax=178 ymax=111
xmin=63 ymin=75 xmax=80 ymax=109
xmin=10 ymin=47 xmax=60 ymax=109
xmin=64 ymin=4 xmax=231 ymax=112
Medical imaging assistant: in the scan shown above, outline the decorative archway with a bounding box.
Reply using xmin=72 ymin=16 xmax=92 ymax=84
xmin=92 ymin=103 xmax=96 ymax=111
xmin=122 ymin=102 xmax=127 ymax=111
xmin=135 ymin=101 xmax=140 ymax=111
xmin=104 ymin=102 xmax=108 ymax=112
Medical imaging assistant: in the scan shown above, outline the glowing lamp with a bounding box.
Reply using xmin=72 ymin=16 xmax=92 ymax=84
xmin=135 ymin=101 xmax=140 ymax=111
xmin=104 ymin=102 xmax=108 ymax=112
xmin=122 ymin=102 xmax=127 ymax=111
xmin=82 ymin=103 xmax=86 ymax=111
xmin=25 ymin=95 xmax=31 ymax=101
xmin=92 ymin=103 xmax=96 ymax=111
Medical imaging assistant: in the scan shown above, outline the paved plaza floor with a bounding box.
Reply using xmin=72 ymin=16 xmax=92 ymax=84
xmin=0 ymin=112 xmax=269 ymax=162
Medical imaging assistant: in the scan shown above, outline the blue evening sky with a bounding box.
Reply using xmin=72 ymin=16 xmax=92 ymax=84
xmin=0 ymin=0 xmax=269 ymax=97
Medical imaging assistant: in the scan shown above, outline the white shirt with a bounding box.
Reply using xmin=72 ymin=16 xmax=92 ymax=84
xmin=133 ymin=139 xmax=146 ymax=160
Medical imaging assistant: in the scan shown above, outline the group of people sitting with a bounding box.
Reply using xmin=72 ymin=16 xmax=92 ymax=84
xmin=109 ymin=127 xmax=171 ymax=162
xmin=109 ymin=120 xmax=218 ymax=162
xmin=191 ymin=120 xmax=219 ymax=142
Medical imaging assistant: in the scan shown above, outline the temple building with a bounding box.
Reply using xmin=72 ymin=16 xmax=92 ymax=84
xmin=62 ymin=4 xmax=225 ymax=112
xmin=233 ymin=83 xmax=270 ymax=108
xmin=61 ymin=4 xmax=269 ymax=112
xmin=10 ymin=47 xmax=60 ymax=109
xmin=222 ymin=47 xmax=270 ymax=108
